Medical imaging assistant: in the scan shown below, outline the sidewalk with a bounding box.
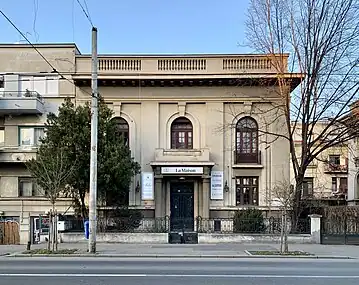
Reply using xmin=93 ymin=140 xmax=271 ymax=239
xmin=2 ymin=242 xmax=359 ymax=258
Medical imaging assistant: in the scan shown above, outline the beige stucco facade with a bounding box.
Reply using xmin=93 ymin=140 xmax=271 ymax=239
xmin=290 ymin=122 xmax=348 ymax=202
xmin=0 ymin=44 xmax=301 ymax=243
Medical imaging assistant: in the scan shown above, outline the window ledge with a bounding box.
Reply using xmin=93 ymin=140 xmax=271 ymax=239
xmin=232 ymin=164 xmax=264 ymax=168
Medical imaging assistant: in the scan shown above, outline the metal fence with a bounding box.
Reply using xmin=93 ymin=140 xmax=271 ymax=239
xmin=62 ymin=216 xmax=310 ymax=235
xmin=196 ymin=217 xmax=310 ymax=234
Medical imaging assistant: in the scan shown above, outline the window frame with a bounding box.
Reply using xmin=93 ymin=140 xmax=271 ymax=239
xmin=18 ymin=126 xmax=45 ymax=147
xmin=328 ymin=155 xmax=340 ymax=165
xmin=112 ymin=117 xmax=129 ymax=146
xmin=235 ymin=117 xmax=259 ymax=163
xmin=235 ymin=176 xmax=259 ymax=206
xmin=18 ymin=177 xmax=42 ymax=197
xmin=0 ymin=127 xmax=4 ymax=148
xmin=0 ymin=75 xmax=4 ymax=89
xmin=171 ymin=117 xmax=193 ymax=149
xmin=302 ymin=177 xmax=314 ymax=197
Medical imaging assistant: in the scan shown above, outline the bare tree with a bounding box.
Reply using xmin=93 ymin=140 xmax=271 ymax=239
xmin=26 ymin=145 xmax=77 ymax=251
xmin=245 ymin=0 xmax=359 ymax=226
xmin=271 ymin=180 xmax=295 ymax=253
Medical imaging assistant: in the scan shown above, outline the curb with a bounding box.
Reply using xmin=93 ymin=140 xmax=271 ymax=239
xmin=5 ymin=253 xmax=354 ymax=259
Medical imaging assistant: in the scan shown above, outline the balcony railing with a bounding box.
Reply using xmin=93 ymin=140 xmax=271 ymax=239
xmin=75 ymin=54 xmax=287 ymax=75
xmin=234 ymin=151 xmax=261 ymax=164
xmin=0 ymin=91 xmax=44 ymax=115
xmin=324 ymin=163 xmax=348 ymax=173
xmin=0 ymin=91 xmax=43 ymax=102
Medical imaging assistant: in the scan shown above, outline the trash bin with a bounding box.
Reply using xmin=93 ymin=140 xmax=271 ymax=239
xmin=84 ymin=220 xmax=89 ymax=239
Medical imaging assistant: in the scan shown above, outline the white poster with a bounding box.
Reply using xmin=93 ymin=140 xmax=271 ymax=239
xmin=141 ymin=172 xmax=154 ymax=200
xmin=211 ymin=171 xmax=224 ymax=200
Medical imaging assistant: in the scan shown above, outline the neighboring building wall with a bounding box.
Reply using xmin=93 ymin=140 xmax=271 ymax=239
xmin=348 ymin=138 xmax=359 ymax=204
xmin=290 ymin=122 xmax=348 ymax=201
xmin=0 ymin=44 xmax=78 ymax=243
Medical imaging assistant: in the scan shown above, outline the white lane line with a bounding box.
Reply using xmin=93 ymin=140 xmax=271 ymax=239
xmin=0 ymin=274 xmax=358 ymax=278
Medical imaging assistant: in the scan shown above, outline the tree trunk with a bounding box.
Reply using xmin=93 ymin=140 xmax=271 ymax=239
xmin=52 ymin=205 xmax=55 ymax=252
xmin=280 ymin=211 xmax=285 ymax=254
xmin=47 ymin=213 xmax=51 ymax=251
xmin=292 ymin=174 xmax=305 ymax=232
xmin=284 ymin=209 xmax=289 ymax=253
xmin=80 ymin=193 xmax=87 ymax=218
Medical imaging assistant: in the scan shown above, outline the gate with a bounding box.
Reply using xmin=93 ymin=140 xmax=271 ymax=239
xmin=321 ymin=207 xmax=359 ymax=245
xmin=0 ymin=220 xmax=20 ymax=245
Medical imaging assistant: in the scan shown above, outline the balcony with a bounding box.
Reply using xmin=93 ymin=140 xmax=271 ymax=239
xmin=0 ymin=146 xmax=37 ymax=163
xmin=233 ymin=151 xmax=262 ymax=167
xmin=151 ymin=148 xmax=214 ymax=166
xmin=324 ymin=163 xmax=348 ymax=173
xmin=0 ymin=91 xmax=45 ymax=115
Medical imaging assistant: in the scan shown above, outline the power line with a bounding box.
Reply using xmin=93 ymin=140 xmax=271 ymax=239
xmin=0 ymin=9 xmax=94 ymax=98
xmin=75 ymin=0 xmax=94 ymax=27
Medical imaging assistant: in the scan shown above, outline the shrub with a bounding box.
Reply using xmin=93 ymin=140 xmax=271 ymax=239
xmin=107 ymin=208 xmax=143 ymax=232
xmin=233 ymin=208 xmax=265 ymax=233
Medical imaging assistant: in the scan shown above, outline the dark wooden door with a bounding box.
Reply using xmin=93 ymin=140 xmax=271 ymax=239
xmin=170 ymin=182 xmax=194 ymax=231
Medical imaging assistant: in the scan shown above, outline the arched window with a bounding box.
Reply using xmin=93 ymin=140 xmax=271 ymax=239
xmin=235 ymin=117 xmax=258 ymax=163
xmin=112 ymin=117 xmax=129 ymax=146
xmin=171 ymin=117 xmax=193 ymax=149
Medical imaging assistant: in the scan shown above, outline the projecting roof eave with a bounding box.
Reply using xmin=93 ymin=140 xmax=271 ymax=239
xmin=72 ymin=72 xmax=304 ymax=91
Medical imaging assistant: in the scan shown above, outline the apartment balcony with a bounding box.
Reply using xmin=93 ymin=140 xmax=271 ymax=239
xmin=0 ymin=91 xmax=45 ymax=115
xmin=324 ymin=163 xmax=348 ymax=173
xmin=151 ymin=148 xmax=214 ymax=166
xmin=233 ymin=151 xmax=263 ymax=168
xmin=0 ymin=146 xmax=37 ymax=163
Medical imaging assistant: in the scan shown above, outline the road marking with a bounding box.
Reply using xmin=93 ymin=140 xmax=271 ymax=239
xmin=0 ymin=273 xmax=359 ymax=278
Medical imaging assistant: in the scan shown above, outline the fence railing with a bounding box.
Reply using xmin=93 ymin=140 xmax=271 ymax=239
xmin=62 ymin=216 xmax=310 ymax=235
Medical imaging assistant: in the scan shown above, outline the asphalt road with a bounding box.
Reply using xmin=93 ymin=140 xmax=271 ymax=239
xmin=0 ymin=257 xmax=359 ymax=285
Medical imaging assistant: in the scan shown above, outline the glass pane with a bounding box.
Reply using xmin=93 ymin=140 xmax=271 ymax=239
xmin=20 ymin=128 xmax=34 ymax=146
xmin=243 ymin=187 xmax=250 ymax=204
xmin=178 ymin=132 xmax=185 ymax=143
xmin=20 ymin=77 xmax=33 ymax=94
xmin=0 ymin=129 xmax=4 ymax=147
xmin=20 ymin=180 xmax=33 ymax=196
xmin=46 ymin=76 xmax=59 ymax=95
xmin=34 ymin=128 xmax=44 ymax=145
xmin=33 ymin=77 xmax=46 ymax=95
xmin=33 ymin=185 xmax=43 ymax=196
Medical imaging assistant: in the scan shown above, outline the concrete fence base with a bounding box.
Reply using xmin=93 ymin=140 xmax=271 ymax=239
xmin=60 ymin=233 xmax=168 ymax=244
xmin=59 ymin=232 xmax=315 ymax=244
xmin=198 ymin=233 xmax=314 ymax=244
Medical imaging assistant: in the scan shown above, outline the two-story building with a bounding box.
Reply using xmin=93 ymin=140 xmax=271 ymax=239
xmin=0 ymin=43 xmax=302 ymax=243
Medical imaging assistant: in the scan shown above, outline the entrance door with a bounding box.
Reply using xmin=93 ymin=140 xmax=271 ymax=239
xmin=170 ymin=182 xmax=194 ymax=231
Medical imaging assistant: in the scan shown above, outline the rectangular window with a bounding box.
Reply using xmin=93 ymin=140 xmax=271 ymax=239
xmin=329 ymin=155 xmax=340 ymax=165
xmin=339 ymin=177 xmax=348 ymax=194
xmin=19 ymin=127 xmax=44 ymax=146
xmin=18 ymin=178 xmax=42 ymax=197
xmin=0 ymin=75 xmax=4 ymax=88
xmin=331 ymin=177 xmax=337 ymax=192
xmin=302 ymin=177 xmax=313 ymax=197
xmin=0 ymin=127 xmax=4 ymax=148
xmin=236 ymin=177 xmax=258 ymax=206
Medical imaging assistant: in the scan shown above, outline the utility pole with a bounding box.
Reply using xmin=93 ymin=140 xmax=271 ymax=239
xmin=88 ymin=27 xmax=98 ymax=253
